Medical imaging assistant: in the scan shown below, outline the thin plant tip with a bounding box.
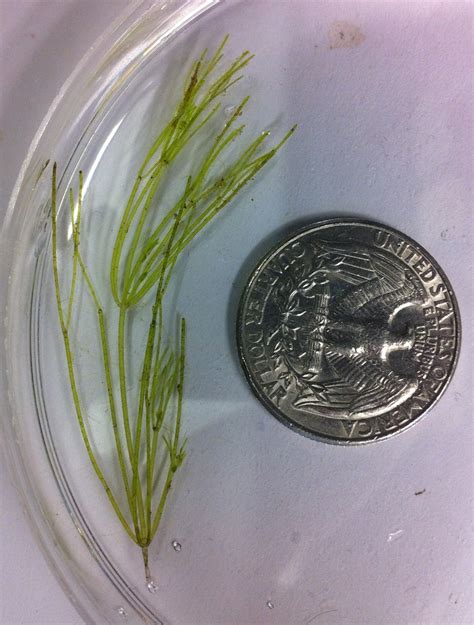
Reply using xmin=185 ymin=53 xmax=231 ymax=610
xmin=272 ymin=124 xmax=298 ymax=152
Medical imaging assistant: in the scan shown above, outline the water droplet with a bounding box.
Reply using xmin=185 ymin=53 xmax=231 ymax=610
xmin=266 ymin=600 xmax=274 ymax=609
xmin=117 ymin=606 xmax=127 ymax=618
xmin=172 ymin=540 xmax=182 ymax=552
xmin=147 ymin=580 xmax=158 ymax=593
xmin=387 ymin=529 xmax=404 ymax=543
xmin=224 ymin=105 xmax=236 ymax=117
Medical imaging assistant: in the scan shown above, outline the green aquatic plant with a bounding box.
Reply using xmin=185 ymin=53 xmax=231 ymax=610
xmin=51 ymin=36 xmax=295 ymax=583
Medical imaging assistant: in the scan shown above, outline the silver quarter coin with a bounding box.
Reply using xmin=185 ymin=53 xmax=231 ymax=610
xmin=237 ymin=219 xmax=461 ymax=444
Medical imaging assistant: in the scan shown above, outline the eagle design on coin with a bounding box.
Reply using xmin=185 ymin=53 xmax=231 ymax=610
xmin=238 ymin=220 xmax=460 ymax=443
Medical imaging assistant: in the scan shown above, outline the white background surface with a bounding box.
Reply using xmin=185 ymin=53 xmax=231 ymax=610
xmin=0 ymin=2 xmax=473 ymax=625
xmin=0 ymin=3 xmax=127 ymax=623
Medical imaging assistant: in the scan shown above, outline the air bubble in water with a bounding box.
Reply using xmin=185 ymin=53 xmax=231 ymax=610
xmin=266 ymin=600 xmax=274 ymax=609
xmin=172 ymin=540 xmax=182 ymax=552
xmin=117 ymin=607 xmax=127 ymax=618
xmin=387 ymin=529 xmax=404 ymax=543
xmin=147 ymin=580 xmax=158 ymax=593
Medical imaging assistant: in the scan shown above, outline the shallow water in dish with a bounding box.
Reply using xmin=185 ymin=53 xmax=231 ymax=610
xmin=29 ymin=1 xmax=471 ymax=624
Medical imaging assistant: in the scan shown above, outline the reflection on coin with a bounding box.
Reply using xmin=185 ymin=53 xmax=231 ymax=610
xmin=237 ymin=219 xmax=460 ymax=444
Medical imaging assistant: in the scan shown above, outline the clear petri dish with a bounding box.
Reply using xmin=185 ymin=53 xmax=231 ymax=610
xmin=0 ymin=1 xmax=471 ymax=624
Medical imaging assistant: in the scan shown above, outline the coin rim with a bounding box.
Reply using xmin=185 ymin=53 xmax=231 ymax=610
xmin=236 ymin=218 xmax=462 ymax=445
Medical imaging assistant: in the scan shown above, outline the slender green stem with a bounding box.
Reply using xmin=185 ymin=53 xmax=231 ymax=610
xmin=173 ymin=318 xmax=186 ymax=454
xmin=117 ymin=305 xmax=134 ymax=462
xmin=146 ymin=351 xmax=178 ymax=540
xmin=127 ymin=145 xmax=269 ymax=303
xmin=66 ymin=173 xmax=82 ymax=327
xmin=127 ymin=128 xmax=294 ymax=305
xmin=149 ymin=464 xmax=175 ymax=541
xmin=110 ymin=125 xmax=173 ymax=304
xmin=117 ymin=304 xmax=147 ymax=538
xmin=69 ymin=214 xmax=136 ymax=528
xmin=121 ymin=164 xmax=167 ymax=302
xmin=64 ymin=174 xmax=140 ymax=531
xmin=131 ymin=204 xmax=185 ymax=514
xmin=149 ymin=319 xmax=186 ymax=541
xmin=128 ymin=184 xmax=196 ymax=298
xmin=51 ymin=163 xmax=136 ymax=543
